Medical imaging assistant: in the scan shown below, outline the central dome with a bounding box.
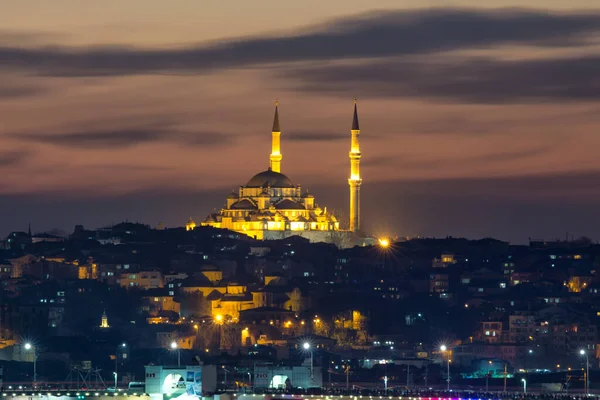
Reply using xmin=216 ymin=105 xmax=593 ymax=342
xmin=246 ymin=169 xmax=294 ymax=188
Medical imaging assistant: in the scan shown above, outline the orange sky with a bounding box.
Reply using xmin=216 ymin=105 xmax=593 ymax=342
xmin=1 ymin=1 xmax=599 ymax=241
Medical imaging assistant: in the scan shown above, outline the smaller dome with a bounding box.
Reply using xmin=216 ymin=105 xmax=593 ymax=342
xmin=227 ymin=192 xmax=238 ymax=199
xmin=258 ymin=190 xmax=270 ymax=198
xmin=302 ymin=192 xmax=314 ymax=198
xmin=231 ymin=199 xmax=257 ymax=210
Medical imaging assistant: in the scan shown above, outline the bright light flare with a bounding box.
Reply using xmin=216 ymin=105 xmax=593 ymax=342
xmin=24 ymin=343 xmax=33 ymax=350
xmin=440 ymin=345 xmax=447 ymax=352
xmin=378 ymin=238 xmax=390 ymax=248
xmin=303 ymin=342 xmax=310 ymax=350
xmin=170 ymin=341 xmax=178 ymax=350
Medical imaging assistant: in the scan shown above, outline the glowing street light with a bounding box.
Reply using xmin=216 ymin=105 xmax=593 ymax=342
xmin=521 ymin=378 xmax=527 ymax=394
xmin=214 ymin=314 xmax=224 ymax=350
xmin=170 ymin=341 xmax=180 ymax=367
xmin=378 ymin=238 xmax=390 ymax=248
xmin=486 ymin=360 xmax=492 ymax=392
xmin=302 ymin=342 xmax=313 ymax=380
xmin=580 ymin=349 xmax=589 ymax=395
xmin=114 ymin=343 xmax=127 ymax=389
xmin=440 ymin=345 xmax=450 ymax=391
xmin=23 ymin=342 xmax=37 ymax=385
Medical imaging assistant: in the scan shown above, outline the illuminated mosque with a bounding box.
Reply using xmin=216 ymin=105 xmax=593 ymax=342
xmin=189 ymin=100 xmax=363 ymax=244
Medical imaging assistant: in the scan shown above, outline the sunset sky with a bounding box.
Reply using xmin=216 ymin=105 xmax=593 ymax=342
xmin=1 ymin=0 xmax=600 ymax=242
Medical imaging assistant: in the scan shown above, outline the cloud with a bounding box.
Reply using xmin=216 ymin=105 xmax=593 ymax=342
xmin=16 ymin=129 xmax=166 ymax=149
xmin=10 ymin=127 xmax=236 ymax=150
xmin=284 ymin=54 xmax=600 ymax=103
xmin=0 ymin=150 xmax=28 ymax=167
xmin=0 ymin=9 xmax=599 ymax=76
xmin=0 ymin=29 xmax=67 ymax=46
xmin=359 ymin=145 xmax=554 ymax=172
xmin=286 ymin=131 xmax=346 ymax=142
xmin=362 ymin=155 xmax=396 ymax=167
xmin=0 ymin=84 xmax=45 ymax=99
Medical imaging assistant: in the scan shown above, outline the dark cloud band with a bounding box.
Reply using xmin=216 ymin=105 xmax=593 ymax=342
xmin=283 ymin=55 xmax=600 ymax=103
xmin=11 ymin=128 xmax=236 ymax=149
xmin=0 ymin=9 xmax=599 ymax=77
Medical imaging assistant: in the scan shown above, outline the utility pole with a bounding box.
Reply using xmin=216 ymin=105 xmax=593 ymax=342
xmin=446 ymin=357 xmax=450 ymax=391
xmin=424 ymin=364 xmax=428 ymax=389
xmin=503 ymin=363 xmax=507 ymax=392
xmin=406 ymin=364 xmax=410 ymax=388
xmin=345 ymin=365 xmax=350 ymax=390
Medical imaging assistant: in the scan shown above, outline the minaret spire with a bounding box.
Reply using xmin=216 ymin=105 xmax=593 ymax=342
xmin=272 ymin=99 xmax=280 ymax=132
xmin=348 ymin=98 xmax=362 ymax=232
xmin=352 ymin=98 xmax=359 ymax=130
xmin=270 ymin=99 xmax=283 ymax=173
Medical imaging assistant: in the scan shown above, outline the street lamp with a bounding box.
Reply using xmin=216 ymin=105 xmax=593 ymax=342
xmin=521 ymin=378 xmax=527 ymax=394
xmin=215 ymin=314 xmax=224 ymax=349
xmin=113 ymin=372 xmax=118 ymax=390
xmin=303 ymin=342 xmax=314 ymax=380
xmin=170 ymin=341 xmax=180 ymax=367
xmin=440 ymin=345 xmax=450 ymax=391
xmin=24 ymin=343 xmax=37 ymax=385
xmin=486 ymin=360 xmax=492 ymax=392
xmin=580 ymin=349 xmax=589 ymax=395
xmin=114 ymin=343 xmax=126 ymax=389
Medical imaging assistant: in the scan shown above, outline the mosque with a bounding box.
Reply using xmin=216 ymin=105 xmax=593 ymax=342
xmin=187 ymin=100 xmax=363 ymax=244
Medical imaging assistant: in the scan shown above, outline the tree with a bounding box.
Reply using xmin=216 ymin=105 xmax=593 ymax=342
xmin=220 ymin=325 xmax=240 ymax=350
xmin=330 ymin=208 xmax=349 ymax=231
xmin=327 ymin=230 xmax=353 ymax=249
xmin=314 ymin=317 xmax=333 ymax=337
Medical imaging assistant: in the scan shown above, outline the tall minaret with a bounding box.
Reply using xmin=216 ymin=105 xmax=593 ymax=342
xmin=269 ymin=100 xmax=282 ymax=173
xmin=349 ymin=99 xmax=362 ymax=232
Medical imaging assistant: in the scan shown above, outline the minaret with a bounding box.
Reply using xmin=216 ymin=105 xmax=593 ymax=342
xmin=348 ymin=99 xmax=362 ymax=232
xmin=269 ymin=100 xmax=282 ymax=173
